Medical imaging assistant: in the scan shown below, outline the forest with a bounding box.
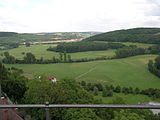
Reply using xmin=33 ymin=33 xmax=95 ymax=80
xmin=47 ymin=42 xmax=125 ymax=53
xmin=85 ymin=28 xmax=160 ymax=44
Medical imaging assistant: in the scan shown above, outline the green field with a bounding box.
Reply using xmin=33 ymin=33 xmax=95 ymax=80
xmin=5 ymin=55 xmax=160 ymax=89
xmin=0 ymin=41 xmax=154 ymax=60
xmin=0 ymin=44 xmax=115 ymax=60
xmin=95 ymin=93 xmax=159 ymax=104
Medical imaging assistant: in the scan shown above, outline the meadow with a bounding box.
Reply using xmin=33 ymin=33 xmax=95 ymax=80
xmin=0 ymin=44 xmax=115 ymax=60
xmin=0 ymin=41 xmax=154 ymax=60
xmin=2 ymin=42 xmax=160 ymax=104
xmin=5 ymin=55 xmax=160 ymax=89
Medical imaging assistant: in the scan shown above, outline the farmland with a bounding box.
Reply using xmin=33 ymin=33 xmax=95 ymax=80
xmin=5 ymin=54 xmax=160 ymax=89
xmin=0 ymin=41 xmax=154 ymax=60
xmin=0 ymin=44 xmax=115 ymax=60
xmin=1 ymin=28 xmax=160 ymax=108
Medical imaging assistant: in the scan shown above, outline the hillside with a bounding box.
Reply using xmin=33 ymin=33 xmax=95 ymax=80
xmin=0 ymin=32 xmax=100 ymax=44
xmin=5 ymin=55 xmax=160 ymax=89
xmin=85 ymin=28 xmax=160 ymax=44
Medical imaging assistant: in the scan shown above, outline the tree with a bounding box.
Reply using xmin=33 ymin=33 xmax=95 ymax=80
xmin=109 ymin=85 xmax=114 ymax=90
xmin=52 ymin=56 xmax=56 ymax=63
xmin=96 ymin=83 xmax=103 ymax=91
xmin=81 ymin=81 xmax=86 ymax=87
xmin=39 ymin=57 xmax=44 ymax=64
xmin=114 ymin=85 xmax=121 ymax=93
xmin=122 ymin=87 xmax=129 ymax=94
xmin=111 ymin=96 xmax=126 ymax=105
xmin=93 ymin=86 xmax=99 ymax=96
xmin=148 ymin=60 xmax=154 ymax=72
xmin=59 ymin=52 xmax=63 ymax=61
xmin=25 ymin=78 xmax=95 ymax=119
xmin=129 ymin=87 xmax=133 ymax=94
xmin=155 ymin=56 xmax=160 ymax=70
xmin=25 ymin=42 xmax=31 ymax=47
xmin=25 ymin=80 xmax=67 ymax=120
xmin=134 ymin=88 xmax=140 ymax=94
xmin=0 ymin=62 xmax=27 ymax=102
xmin=2 ymin=72 xmax=27 ymax=102
xmin=148 ymin=56 xmax=160 ymax=77
xmin=113 ymin=110 xmax=145 ymax=120
xmin=24 ymin=52 xmax=36 ymax=63
xmin=3 ymin=52 xmax=16 ymax=64
xmin=63 ymin=109 xmax=102 ymax=120
xmin=64 ymin=51 xmax=67 ymax=62
xmin=21 ymin=52 xmax=25 ymax=55
xmin=67 ymin=54 xmax=72 ymax=62
xmin=102 ymin=89 xmax=113 ymax=97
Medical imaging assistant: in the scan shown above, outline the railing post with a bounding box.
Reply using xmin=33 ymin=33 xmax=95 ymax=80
xmin=45 ymin=101 xmax=51 ymax=120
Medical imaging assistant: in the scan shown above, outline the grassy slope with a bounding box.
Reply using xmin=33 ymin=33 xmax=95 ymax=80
xmin=0 ymin=41 xmax=153 ymax=60
xmin=0 ymin=44 xmax=115 ymax=60
xmin=5 ymin=55 xmax=160 ymax=89
xmin=0 ymin=32 xmax=97 ymax=43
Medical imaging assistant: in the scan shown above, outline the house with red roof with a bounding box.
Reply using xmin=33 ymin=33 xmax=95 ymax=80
xmin=47 ymin=76 xmax=57 ymax=82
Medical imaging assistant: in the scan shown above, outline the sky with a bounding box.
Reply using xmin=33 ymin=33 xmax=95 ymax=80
xmin=0 ymin=0 xmax=160 ymax=33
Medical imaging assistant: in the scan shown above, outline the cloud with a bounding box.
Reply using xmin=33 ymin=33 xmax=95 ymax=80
xmin=0 ymin=0 xmax=160 ymax=32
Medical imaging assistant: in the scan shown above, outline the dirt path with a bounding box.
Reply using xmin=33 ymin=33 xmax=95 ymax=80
xmin=75 ymin=65 xmax=97 ymax=79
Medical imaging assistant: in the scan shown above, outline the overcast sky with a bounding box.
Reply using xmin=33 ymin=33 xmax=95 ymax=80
xmin=0 ymin=0 xmax=160 ymax=33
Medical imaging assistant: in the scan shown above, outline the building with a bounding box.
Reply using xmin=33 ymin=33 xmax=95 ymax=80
xmin=0 ymin=97 xmax=31 ymax=120
xmin=47 ymin=76 xmax=57 ymax=82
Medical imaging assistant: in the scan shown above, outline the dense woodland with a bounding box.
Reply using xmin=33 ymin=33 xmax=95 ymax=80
xmin=148 ymin=55 xmax=160 ymax=78
xmin=1 ymin=62 xmax=160 ymax=120
xmin=0 ymin=32 xmax=18 ymax=37
xmin=47 ymin=42 xmax=125 ymax=53
xmin=115 ymin=45 xmax=146 ymax=58
xmin=85 ymin=28 xmax=160 ymax=44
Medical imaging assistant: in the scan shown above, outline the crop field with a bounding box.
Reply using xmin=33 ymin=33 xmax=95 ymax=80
xmin=0 ymin=44 xmax=115 ymax=60
xmin=5 ymin=54 xmax=160 ymax=89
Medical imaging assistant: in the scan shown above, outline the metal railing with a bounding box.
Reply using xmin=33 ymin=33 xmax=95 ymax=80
xmin=1 ymin=104 xmax=160 ymax=109
xmin=1 ymin=103 xmax=160 ymax=120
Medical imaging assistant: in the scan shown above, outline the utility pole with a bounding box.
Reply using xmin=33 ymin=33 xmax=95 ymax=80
xmin=45 ymin=101 xmax=51 ymax=120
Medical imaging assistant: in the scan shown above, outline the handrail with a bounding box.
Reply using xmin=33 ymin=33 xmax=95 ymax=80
xmin=0 ymin=104 xmax=160 ymax=109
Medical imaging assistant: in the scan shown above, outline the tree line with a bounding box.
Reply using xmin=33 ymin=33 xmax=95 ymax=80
xmin=0 ymin=32 xmax=18 ymax=37
xmin=148 ymin=55 xmax=160 ymax=78
xmin=1 ymin=51 xmax=112 ymax=64
xmin=115 ymin=45 xmax=160 ymax=58
xmin=80 ymin=81 xmax=160 ymax=99
xmin=0 ymin=43 xmax=19 ymax=50
xmin=47 ymin=42 xmax=125 ymax=53
xmin=2 ymin=45 xmax=160 ymax=64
